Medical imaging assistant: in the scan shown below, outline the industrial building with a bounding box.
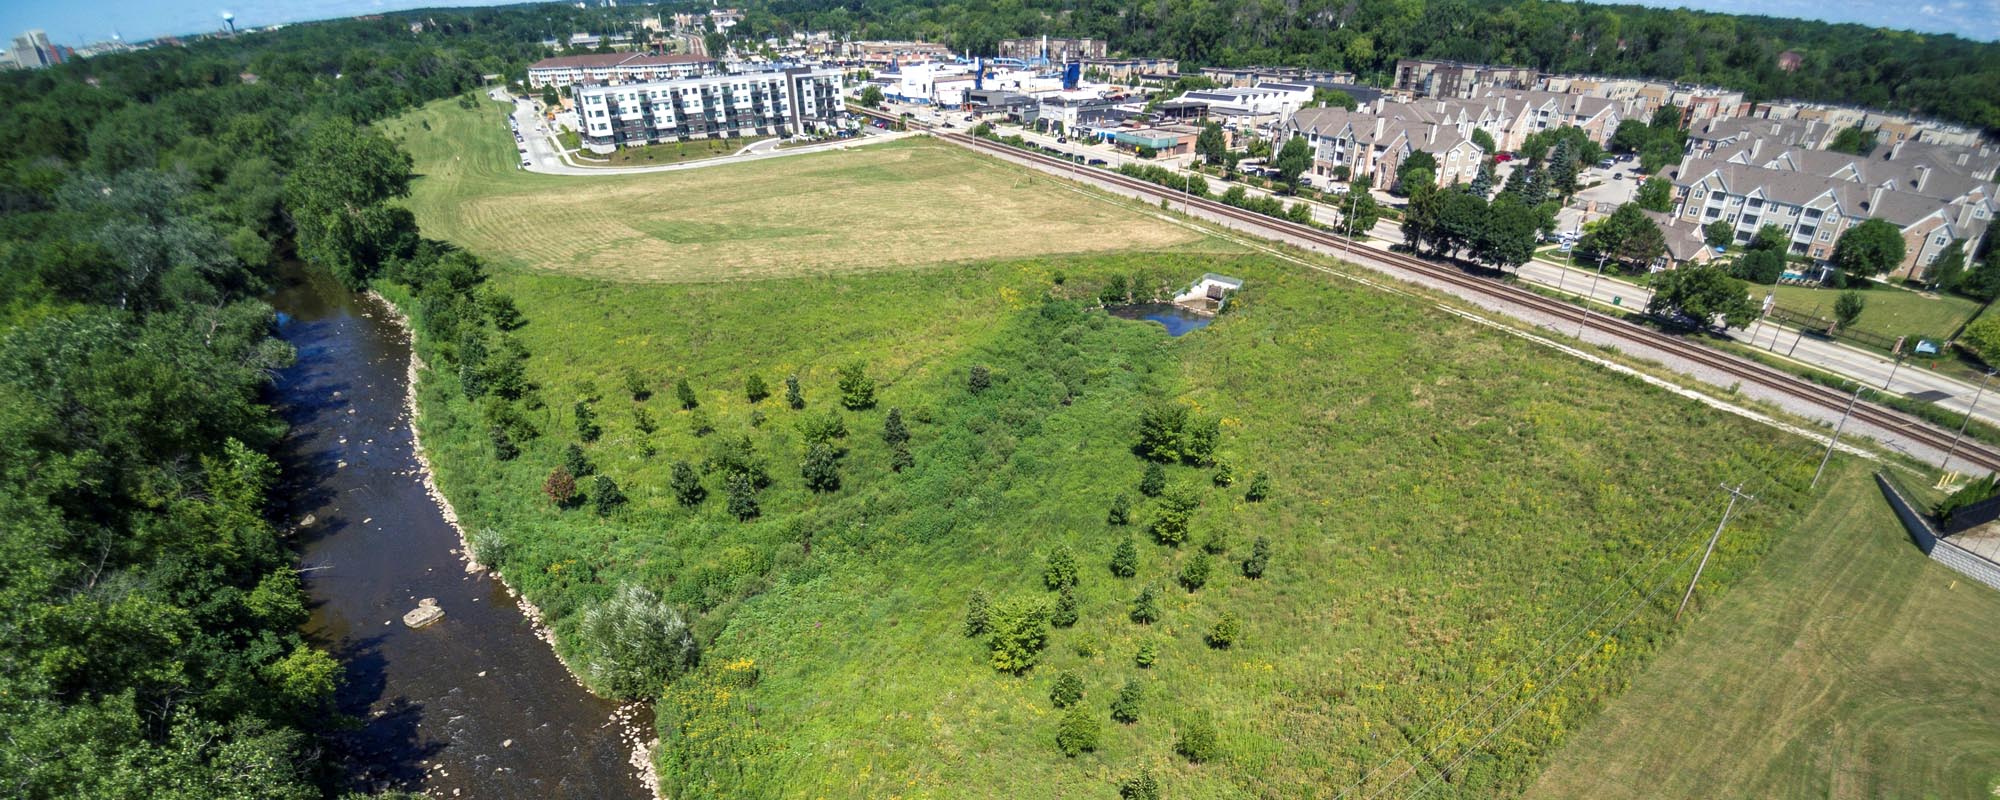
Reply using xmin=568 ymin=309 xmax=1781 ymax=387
xmin=577 ymin=67 xmax=843 ymax=150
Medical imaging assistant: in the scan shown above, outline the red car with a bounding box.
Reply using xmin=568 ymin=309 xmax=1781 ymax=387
xmin=1493 ymin=152 xmax=1515 ymax=163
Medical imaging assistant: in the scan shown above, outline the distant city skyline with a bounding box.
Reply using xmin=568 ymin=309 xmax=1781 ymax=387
xmin=0 ymin=0 xmax=1992 ymax=51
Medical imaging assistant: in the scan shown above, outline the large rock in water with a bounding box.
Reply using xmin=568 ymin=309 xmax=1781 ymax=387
xmin=402 ymin=597 xmax=444 ymax=628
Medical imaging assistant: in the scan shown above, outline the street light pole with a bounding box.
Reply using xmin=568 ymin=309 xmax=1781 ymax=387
xmin=1787 ymin=303 xmax=1821 ymax=357
xmin=1883 ymin=352 xmax=1906 ymax=391
xmin=1343 ymin=184 xmax=1361 ymax=254
xmin=1811 ymin=386 xmax=1862 ymax=489
xmin=1940 ymin=369 xmax=1994 ymax=474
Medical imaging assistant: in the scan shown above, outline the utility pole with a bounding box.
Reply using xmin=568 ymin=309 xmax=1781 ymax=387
xmin=1811 ymin=386 xmax=1862 ymax=489
xmin=1787 ymin=303 xmax=1820 ymax=357
xmin=1940 ymin=369 xmax=1994 ymax=474
xmin=1677 ymin=483 xmax=1755 ymax=621
xmin=1578 ymin=252 xmax=1610 ymax=338
xmin=1883 ymin=352 xmax=1906 ymax=391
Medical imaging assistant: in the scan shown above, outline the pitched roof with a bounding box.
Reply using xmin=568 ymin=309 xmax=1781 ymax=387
xmin=529 ymin=52 xmax=712 ymax=71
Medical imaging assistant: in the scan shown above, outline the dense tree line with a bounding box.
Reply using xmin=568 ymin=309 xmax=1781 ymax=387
xmin=751 ymin=0 xmax=2000 ymax=132
xmin=0 ymin=8 xmax=597 ymax=798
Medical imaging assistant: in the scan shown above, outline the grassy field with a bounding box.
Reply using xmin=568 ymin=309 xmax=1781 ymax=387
xmin=373 ymin=96 xmax=1995 ymax=799
xmin=1529 ymin=464 xmax=2000 ymax=800
xmin=583 ymin=135 xmax=770 ymax=167
xmin=380 ymin=98 xmax=1212 ymax=283
xmin=1768 ymin=283 xmax=1983 ymax=340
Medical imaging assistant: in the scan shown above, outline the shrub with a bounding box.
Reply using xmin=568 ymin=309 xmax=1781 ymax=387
xmin=491 ymin=426 xmax=518 ymax=460
xmin=1110 ymin=678 xmax=1142 ymax=723
xmin=622 ymin=366 xmax=650 ymax=401
xmin=632 ymin=405 xmax=657 ymax=435
xmin=1207 ymin=612 xmax=1241 ymax=649
xmin=797 ymin=409 xmax=848 ymax=447
xmin=1200 ymin=529 xmax=1229 ymax=555
xmin=1176 ymin=717 xmax=1219 ymax=763
xmin=1107 ymin=493 xmax=1131 ymax=525
xmin=544 ymin=465 xmax=578 ymax=507
xmin=1044 ymin=545 xmax=1079 ymax=590
xmin=986 ymin=597 xmax=1050 ymax=674
xmin=749 ymin=409 xmax=767 ymax=428
xmin=725 ymin=473 xmax=760 ymax=521
xmin=1139 ymin=463 xmax=1166 ymax=497
xmin=573 ymin=400 xmax=601 ymax=442
xmin=801 ymin=442 xmax=841 ymax=493
xmin=1049 ymin=671 xmax=1084 ymax=708
xmin=1211 ymin=459 xmax=1234 ymax=487
xmin=1118 ymin=769 xmax=1160 ymax=800
xmin=745 ymin=373 xmax=769 ymax=404
xmin=563 ymin=442 xmax=594 ymax=478
xmin=891 ymin=442 xmax=914 ymax=472
xmin=707 ymin=434 xmax=769 ymax=488
xmin=591 ymin=475 xmax=626 ymax=516
xmin=1051 ymin=585 xmax=1079 ymax=628
xmin=785 ymin=373 xmax=804 ymax=409
xmin=1054 ymin=705 xmax=1099 ymax=757
xmin=1242 ymin=537 xmax=1270 ymax=578
xmin=1245 ymin=471 xmax=1271 ymax=502
xmin=687 ymin=408 xmax=715 ymax=437
xmin=1109 ymin=537 xmax=1139 ymax=578
xmin=1136 ymin=401 xmax=1189 ymax=462
xmin=1151 ymin=485 xmax=1201 ymax=546
xmin=1135 ymin=641 xmax=1158 ymax=668
xmin=1130 ymin=585 xmax=1161 ymax=624
xmin=675 ymin=377 xmax=698 ymax=409
xmin=1182 ymin=415 xmax=1220 ymax=466
xmin=968 ymin=365 xmax=991 ymax=394
xmin=963 ymin=590 xmax=991 ymax=637
xmin=882 ymin=407 xmax=909 ymax=445
xmin=1178 ymin=551 xmax=1211 ymax=591
xmin=575 ymin=585 xmax=699 ymax=699
xmin=669 ymin=460 xmax=704 ymax=507
xmin=838 ymin=361 xmax=876 ymax=410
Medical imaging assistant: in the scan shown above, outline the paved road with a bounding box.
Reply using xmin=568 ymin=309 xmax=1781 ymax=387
xmin=492 ymin=88 xmax=911 ymax=177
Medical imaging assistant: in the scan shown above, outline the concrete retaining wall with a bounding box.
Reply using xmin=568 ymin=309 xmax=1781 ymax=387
xmin=1876 ymin=472 xmax=2000 ymax=592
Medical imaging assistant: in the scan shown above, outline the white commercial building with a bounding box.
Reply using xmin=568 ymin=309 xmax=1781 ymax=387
xmin=528 ymin=53 xmax=715 ymax=89
xmin=577 ymin=67 xmax=843 ymax=150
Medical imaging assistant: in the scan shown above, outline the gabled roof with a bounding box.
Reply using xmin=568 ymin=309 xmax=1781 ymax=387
xmin=529 ymin=53 xmax=713 ymax=71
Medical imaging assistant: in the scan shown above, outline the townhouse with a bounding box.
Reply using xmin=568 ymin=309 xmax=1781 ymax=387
xmin=1280 ymin=105 xmax=1485 ymax=190
xmin=528 ymin=53 xmax=715 ymax=89
xmin=576 ymin=67 xmax=843 ymax=149
xmin=1393 ymin=59 xmax=1536 ymax=100
xmin=1670 ymin=137 xmax=1996 ymax=280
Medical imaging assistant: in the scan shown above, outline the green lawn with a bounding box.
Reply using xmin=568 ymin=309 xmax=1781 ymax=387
xmin=588 ymin=135 xmax=770 ymax=167
xmin=1529 ymin=464 xmax=2000 ymax=800
xmin=556 ymin=129 xmax=580 ymax=151
xmin=378 ymin=98 xmax=1212 ymax=283
xmin=1767 ymin=283 xmax=1983 ymax=340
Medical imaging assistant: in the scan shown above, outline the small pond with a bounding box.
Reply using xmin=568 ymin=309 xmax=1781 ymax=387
xmin=1107 ymin=302 xmax=1214 ymax=336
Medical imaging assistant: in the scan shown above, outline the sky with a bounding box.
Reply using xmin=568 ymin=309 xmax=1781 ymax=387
xmin=0 ymin=0 xmax=1994 ymax=48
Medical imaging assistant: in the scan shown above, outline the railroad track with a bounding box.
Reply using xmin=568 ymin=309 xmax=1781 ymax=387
xmin=850 ymin=106 xmax=2000 ymax=472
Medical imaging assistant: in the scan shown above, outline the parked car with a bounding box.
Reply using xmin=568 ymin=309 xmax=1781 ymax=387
xmin=520 ymin=159 xmax=531 ymax=168
xmin=1087 ymin=158 xmax=1107 ymax=166
xmin=1493 ymin=152 xmax=1515 ymax=163
xmin=1597 ymin=158 xmax=1615 ymax=169
xmin=1057 ymin=136 xmax=1068 ymax=144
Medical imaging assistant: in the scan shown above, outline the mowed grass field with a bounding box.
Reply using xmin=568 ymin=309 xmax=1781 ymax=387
xmin=1768 ymin=283 xmax=1983 ymax=340
xmin=1530 ymin=464 xmax=2000 ymax=800
xmin=379 ymin=98 xmax=1214 ymax=283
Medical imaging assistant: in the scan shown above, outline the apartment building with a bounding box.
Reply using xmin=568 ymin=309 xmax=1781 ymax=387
xmin=1670 ymin=137 xmax=1996 ymax=280
xmin=1198 ymin=66 xmax=1357 ymax=89
xmin=1393 ymin=59 xmax=1536 ymax=100
xmin=1079 ymin=57 xmax=1180 ymax=83
xmin=528 ymin=53 xmax=715 ymax=88
xmin=847 ymin=40 xmax=954 ymax=68
xmin=577 ymin=67 xmax=843 ymax=149
xmin=1281 ymin=106 xmax=1486 ymax=191
xmin=1179 ymin=83 xmax=1313 ymax=122
xmin=996 ymin=37 xmax=1107 ymax=62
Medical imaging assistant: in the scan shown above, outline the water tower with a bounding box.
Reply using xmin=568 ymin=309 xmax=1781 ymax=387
xmin=222 ymin=12 xmax=237 ymax=36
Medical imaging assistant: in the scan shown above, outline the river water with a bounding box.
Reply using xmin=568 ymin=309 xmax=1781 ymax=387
xmin=268 ymin=265 xmax=650 ymax=798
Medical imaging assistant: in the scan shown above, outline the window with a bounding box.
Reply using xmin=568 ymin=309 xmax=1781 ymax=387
xmin=1818 ymin=229 xmax=1833 ymax=242
xmin=1747 ymin=197 xmax=1764 ymax=209
xmin=1804 ymin=208 xmax=1822 ymax=220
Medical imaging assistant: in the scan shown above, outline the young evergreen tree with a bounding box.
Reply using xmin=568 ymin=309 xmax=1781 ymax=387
xmin=745 ymin=373 xmax=769 ymax=404
xmin=490 ymin=426 xmax=518 ymax=460
xmin=785 ymin=373 xmax=804 ymax=409
xmin=1245 ymin=471 xmax=1271 ymax=502
xmin=837 ymin=361 xmax=876 ymax=410
xmin=882 ymin=407 xmax=909 ymax=445
xmin=1242 ymin=536 xmax=1271 ymax=578
xmin=1110 ymin=678 xmax=1142 ymax=724
xmin=963 ymin=590 xmax=991 ymax=637
xmin=1211 ymin=460 xmax=1234 ymax=487
xmin=622 ymin=366 xmax=650 ymax=401
xmin=725 ymin=473 xmax=760 ymax=521
xmin=1130 ymin=585 xmax=1161 ymax=624
xmin=675 ymin=377 xmax=698 ymax=409
xmin=801 ymin=441 xmax=841 ymax=493
xmin=1207 ymin=612 xmax=1241 ymax=649
xmin=891 ymin=442 xmax=914 ymax=472
xmin=968 ymin=365 xmax=991 ymax=394
xmin=591 ymin=475 xmax=626 ymax=516
xmin=1051 ymin=584 xmax=1079 ymax=628
xmin=669 ymin=460 xmax=704 ymax=506
xmin=1135 ymin=641 xmax=1158 ymax=668
xmin=563 ymin=442 xmax=594 ymax=477
xmin=573 ymin=399 xmax=601 ymax=442
xmin=1049 ymin=671 xmax=1085 ymax=708
xmin=986 ymin=597 xmax=1050 ymax=674
xmin=1179 ymin=550 xmax=1211 ymax=591
xmin=1139 ymin=462 xmax=1167 ymax=497
xmin=1043 ymin=545 xmax=1079 ymax=590
xmin=632 ymin=405 xmax=657 ymax=435
xmin=1150 ymin=485 xmax=1201 ymax=546
xmin=1118 ymin=769 xmax=1161 ymax=800
xmin=1110 ymin=537 xmax=1139 ymax=577
xmin=1054 ymin=705 xmax=1100 ymax=757
xmin=1107 ymin=493 xmax=1132 ymax=525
